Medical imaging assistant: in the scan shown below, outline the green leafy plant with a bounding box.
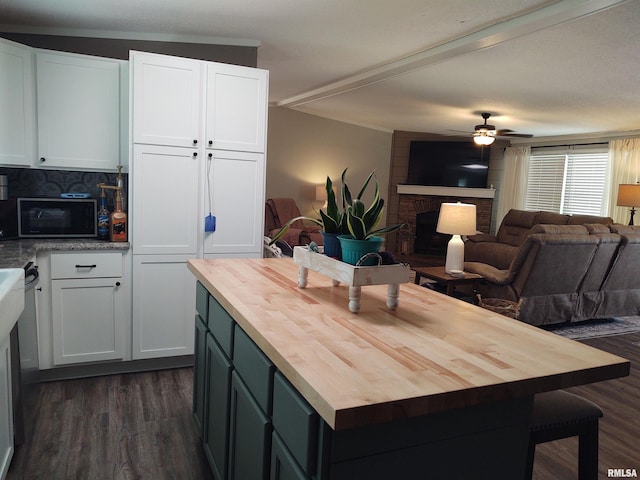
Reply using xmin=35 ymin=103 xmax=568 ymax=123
xmin=267 ymin=168 xmax=404 ymax=245
xmin=342 ymin=170 xmax=404 ymax=240
xmin=267 ymin=171 xmax=347 ymax=245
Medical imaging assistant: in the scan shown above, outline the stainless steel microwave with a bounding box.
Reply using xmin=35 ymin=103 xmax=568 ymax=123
xmin=18 ymin=198 xmax=97 ymax=238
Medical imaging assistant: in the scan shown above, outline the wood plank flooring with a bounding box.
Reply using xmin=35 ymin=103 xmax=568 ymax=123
xmin=7 ymin=332 xmax=639 ymax=479
xmin=7 ymin=368 xmax=212 ymax=480
xmin=532 ymin=331 xmax=640 ymax=479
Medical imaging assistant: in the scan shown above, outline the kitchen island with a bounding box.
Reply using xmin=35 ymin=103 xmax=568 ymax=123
xmin=188 ymin=257 xmax=629 ymax=480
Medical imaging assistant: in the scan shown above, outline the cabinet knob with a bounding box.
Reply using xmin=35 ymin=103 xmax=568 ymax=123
xmin=193 ymin=139 xmax=198 ymax=145
xmin=115 ymin=282 xmax=121 ymax=287
xmin=208 ymin=140 xmax=213 ymax=146
xmin=208 ymin=153 xmax=213 ymax=160
xmin=193 ymin=152 xmax=198 ymax=158
xmin=40 ymin=157 xmax=46 ymax=163
xmin=36 ymin=287 xmax=42 ymax=292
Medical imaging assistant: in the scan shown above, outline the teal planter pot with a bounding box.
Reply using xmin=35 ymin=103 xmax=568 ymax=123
xmin=321 ymin=232 xmax=342 ymax=260
xmin=337 ymin=235 xmax=384 ymax=266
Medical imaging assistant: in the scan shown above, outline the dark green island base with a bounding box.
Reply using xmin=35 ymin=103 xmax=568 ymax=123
xmin=187 ymin=258 xmax=629 ymax=480
xmin=194 ymin=281 xmax=531 ymax=480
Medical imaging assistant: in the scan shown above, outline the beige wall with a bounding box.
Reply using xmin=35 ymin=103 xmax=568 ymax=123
xmin=266 ymin=107 xmax=393 ymax=220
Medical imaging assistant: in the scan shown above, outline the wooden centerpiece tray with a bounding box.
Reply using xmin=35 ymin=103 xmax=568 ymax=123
xmin=292 ymin=245 xmax=410 ymax=313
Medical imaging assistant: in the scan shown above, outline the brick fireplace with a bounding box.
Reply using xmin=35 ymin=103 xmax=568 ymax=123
xmin=394 ymin=186 xmax=494 ymax=260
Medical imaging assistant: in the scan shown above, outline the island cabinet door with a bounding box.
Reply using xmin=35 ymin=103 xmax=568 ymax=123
xmin=203 ymin=333 xmax=233 ymax=480
xmin=192 ymin=314 xmax=208 ymax=438
xmin=227 ymin=371 xmax=271 ymax=480
xmin=270 ymin=432 xmax=308 ymax=480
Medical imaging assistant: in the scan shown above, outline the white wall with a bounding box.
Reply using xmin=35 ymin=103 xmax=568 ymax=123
xmin=266 ymin=107 xmax=393 ymax=220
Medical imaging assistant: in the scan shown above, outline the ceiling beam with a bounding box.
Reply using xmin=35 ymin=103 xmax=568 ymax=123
xmin=277 ymin=0 xmax=630 ymax=108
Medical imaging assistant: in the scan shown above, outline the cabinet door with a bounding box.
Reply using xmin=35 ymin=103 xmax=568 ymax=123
xmin=271 ymin=432 xmax=309 ymax=480
xmin=132 ymin=144 xmax=200 ymax=255
xmin=205 ymin=62 xmax=268 ymax=153
xmin=51 ymin=277 xmax=125 ymax=365
xmin=193 ymin=314 xmax=208 ymax=438
xmin=203 ymin=150 xmax=265 ymax=255
xmin=0 ymin=38 xmax=35 ymax=167
xmin=228 ymin=371 xmax=271 ymax=480
xmin=0 ymin=335 xmax=13 ymax=479
xmin=36 ymin=51 xmax=121 ymax=171
xmin=203 ymin=333 xmax=233 ymax=480
xmin=131 ymin=256 xmax=195 ymax=359
xmin=131 ymin=51 xmax=202 ymax=148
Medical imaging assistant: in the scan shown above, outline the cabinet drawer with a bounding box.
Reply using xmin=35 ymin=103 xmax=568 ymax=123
xmin=208 ymin=296 xmax=234 ymax=357
xmin=233 ymin=325 xmax=274 ymax=414
xmin=272 ymin=371 xmax=319 ymax=475
xmin=51 ymin=252 xmax=122 ymax=279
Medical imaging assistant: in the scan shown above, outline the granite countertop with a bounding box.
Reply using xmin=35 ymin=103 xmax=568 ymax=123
xmin=0 ymin=239 xmax=130 ymax=269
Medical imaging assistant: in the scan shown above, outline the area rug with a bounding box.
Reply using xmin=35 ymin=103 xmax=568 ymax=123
xmin=545 ymin=316 xmax=640 ymax=340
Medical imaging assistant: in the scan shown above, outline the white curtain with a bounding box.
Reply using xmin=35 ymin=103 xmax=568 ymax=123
xmin=608 ymin=138 xmax=640 ymax=224
xmin=496 ymin=145 xmax=531 ymax=226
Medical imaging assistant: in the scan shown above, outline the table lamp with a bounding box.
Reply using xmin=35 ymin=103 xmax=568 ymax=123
xmin=616 ymin=183 xmax=640 ymax=225
xmin=436 ymin=202 xmax=477 ymax=274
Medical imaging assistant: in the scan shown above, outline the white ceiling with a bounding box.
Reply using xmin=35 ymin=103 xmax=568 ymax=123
xmin=1 ymin=0 xmax=639 ymax=140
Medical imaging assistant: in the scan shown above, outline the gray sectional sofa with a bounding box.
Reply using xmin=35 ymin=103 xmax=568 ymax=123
xmin=464 ymin=211 xmax=639 ymax=326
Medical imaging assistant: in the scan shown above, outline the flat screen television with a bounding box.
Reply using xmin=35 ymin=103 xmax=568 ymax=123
xmin=406 ymin=141 xmax=490 ymax=188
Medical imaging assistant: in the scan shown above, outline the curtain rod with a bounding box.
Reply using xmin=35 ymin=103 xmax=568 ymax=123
xmin=531 ymin=142 xmax=609 ymax=150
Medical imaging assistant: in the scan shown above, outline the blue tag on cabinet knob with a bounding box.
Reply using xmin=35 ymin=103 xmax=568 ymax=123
xmin=205 ymin=214 xmax=216 ymax=232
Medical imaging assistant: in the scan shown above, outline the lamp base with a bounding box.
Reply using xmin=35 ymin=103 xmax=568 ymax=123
xmin=629 ymin=207 xmax=636 ymax=226
xmin=444 ymin=235 xmax=465 ymax=274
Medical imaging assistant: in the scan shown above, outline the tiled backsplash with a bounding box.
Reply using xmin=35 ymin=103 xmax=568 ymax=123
xmin=0 ymin=167 xmax=126 ymax=209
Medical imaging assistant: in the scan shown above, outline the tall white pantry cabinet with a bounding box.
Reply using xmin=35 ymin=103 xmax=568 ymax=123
xmin=130 ymin=51 xmax=268 ymax=360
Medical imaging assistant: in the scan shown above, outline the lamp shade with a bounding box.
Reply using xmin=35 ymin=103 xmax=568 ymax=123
xmin=616 ymin=184 xmax=640 ymax=207
xmin=436 ymin=202 xmax=477 ymax=235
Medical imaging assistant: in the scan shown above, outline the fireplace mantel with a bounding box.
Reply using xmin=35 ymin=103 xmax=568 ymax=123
xmin=397 ymin=185 xmax=496 ymax=199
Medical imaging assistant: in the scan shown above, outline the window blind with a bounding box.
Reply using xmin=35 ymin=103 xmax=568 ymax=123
xmin=524 ymin=148 xmax=608 ymax=216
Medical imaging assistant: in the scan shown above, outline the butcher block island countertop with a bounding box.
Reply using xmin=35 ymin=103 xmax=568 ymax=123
xmin=187 ymin=257 xmax=629 ymax=431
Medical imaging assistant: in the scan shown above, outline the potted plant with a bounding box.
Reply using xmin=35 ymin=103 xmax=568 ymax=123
xmin=268 ymin=171 xmax=348 ymax=258
xmin=338 ymin=170 xmax=404 ymax=265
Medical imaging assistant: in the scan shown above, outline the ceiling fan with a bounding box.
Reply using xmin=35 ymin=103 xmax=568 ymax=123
xmin=472 ymin=112 xmax=533 ymax=145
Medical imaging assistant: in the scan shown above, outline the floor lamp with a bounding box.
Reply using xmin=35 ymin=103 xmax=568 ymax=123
xmin=436 ymin=202 xmax=477 ymax=274
xmin=616 ymin=183 xmax=640 ymax=225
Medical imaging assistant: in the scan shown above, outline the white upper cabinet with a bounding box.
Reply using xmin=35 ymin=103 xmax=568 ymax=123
xmin=0 ymin=38 xmax=36 ymax=167
xmin=131 ymin=51 xmax=203 ymax=148
xmin=36 ymin=50 xmax=123 ymax=171
xmin=205 ymin=63 xmax=268 ymax=153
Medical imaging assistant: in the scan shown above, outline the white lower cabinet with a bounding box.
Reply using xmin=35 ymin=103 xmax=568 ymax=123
xmin=0 ymin=335 xmax=13 ymax=479
xmin=132 ymin=255 xmax=195 ymax=360
xmin=37 ymin=251 xmax=128 ymax=369
xmin=51 ymin=277 xmax=125 ymax=365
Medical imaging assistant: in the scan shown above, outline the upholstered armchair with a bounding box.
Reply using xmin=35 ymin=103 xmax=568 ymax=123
xmin=264 ymin=198 xmax=323 ymax=247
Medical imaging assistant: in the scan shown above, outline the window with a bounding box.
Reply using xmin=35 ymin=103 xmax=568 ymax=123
xmin=524 ymin=146 xmax=609 ymax=216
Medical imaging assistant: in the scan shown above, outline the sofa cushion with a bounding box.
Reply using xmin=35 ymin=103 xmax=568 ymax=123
xmin=609 ymin=224 xmax=640 ymax=234
xmin=530 ymin=224 xmax=589 ymax=235
xmin=534 ymin=211 xmax=570 ymax=225
xmin=584 ymin=223 xmax=611 ymax=234
xmin=568 ymin=214 xmax=613 ymax=225
xmin=496 ymin=210 xmax=539 ymax=246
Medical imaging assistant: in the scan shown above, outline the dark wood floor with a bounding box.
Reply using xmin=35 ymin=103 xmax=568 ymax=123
xmin=7 ymin=332 xmax=640 ymax=479
xmin=7 ymin=368 xmax=212 ymax=480
xmin=532 ymin=331 xmax=640 ymax=479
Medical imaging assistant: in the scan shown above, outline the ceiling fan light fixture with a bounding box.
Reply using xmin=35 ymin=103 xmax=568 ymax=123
xmin=473 ymin=132 xmax=495 ymax=145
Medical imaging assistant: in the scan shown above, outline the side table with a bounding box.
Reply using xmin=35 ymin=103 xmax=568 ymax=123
xmin=413 ymin=266 xmax=483 ymax=297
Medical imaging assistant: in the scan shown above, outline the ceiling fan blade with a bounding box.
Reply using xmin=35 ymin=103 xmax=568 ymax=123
xmin=496 ymin=132 xmax=534 ymax=138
